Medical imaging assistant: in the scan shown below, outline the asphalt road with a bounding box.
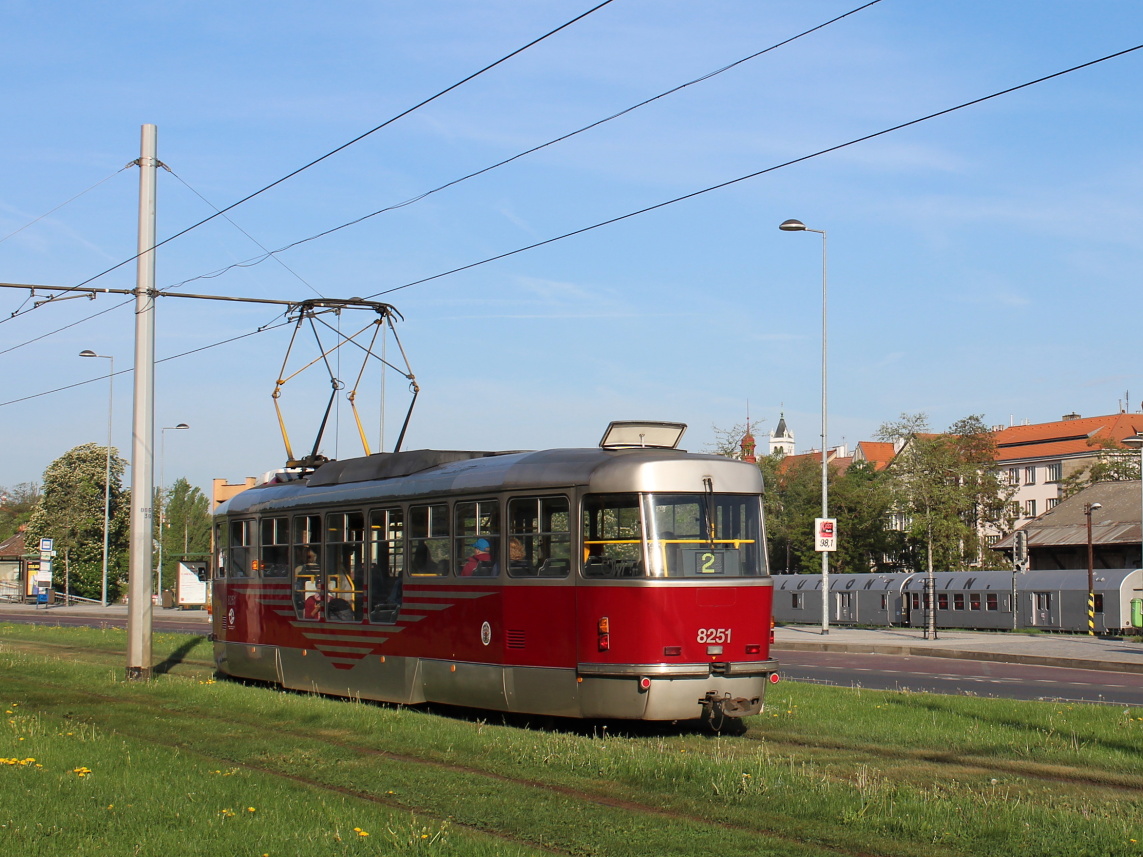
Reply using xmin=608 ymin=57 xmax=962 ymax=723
xmin=777 ymin=649 xmax=1143 ymax=706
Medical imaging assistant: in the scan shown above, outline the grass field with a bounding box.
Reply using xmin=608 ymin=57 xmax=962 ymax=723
xmin=2 ymin=622 xmax=1142 ymax=856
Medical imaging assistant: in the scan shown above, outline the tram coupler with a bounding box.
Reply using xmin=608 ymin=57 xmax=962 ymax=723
xmin=699 ymin=691 xmax=762 ymax=721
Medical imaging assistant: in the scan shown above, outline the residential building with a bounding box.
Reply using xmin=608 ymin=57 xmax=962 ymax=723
xmin=992 ymin=412 xmax=1143 ymax=526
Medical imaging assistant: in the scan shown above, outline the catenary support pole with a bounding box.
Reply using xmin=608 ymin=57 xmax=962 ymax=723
xmin=127 ymin=124 xmax=158 ymax=681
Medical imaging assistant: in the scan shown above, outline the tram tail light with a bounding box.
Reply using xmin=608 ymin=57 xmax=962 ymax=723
xmin=598 ymin=617 xmax=609 ymax=633
xmin=769 ymin=673 xmax=781 ymax=684
xmin=663 ymin=646 xmax=682 ymax=657
xmin=744 ymin=644 xmax=761 ymax=655
xmin=597 ymin=616 xmax=610 ymax=652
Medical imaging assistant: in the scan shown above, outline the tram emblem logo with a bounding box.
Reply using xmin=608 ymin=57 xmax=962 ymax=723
xmin=480 ymin=621 xmax=492 ymax=646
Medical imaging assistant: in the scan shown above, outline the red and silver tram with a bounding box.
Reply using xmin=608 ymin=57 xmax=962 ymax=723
xmin=211 ymin=422 xmax=778 ymax=724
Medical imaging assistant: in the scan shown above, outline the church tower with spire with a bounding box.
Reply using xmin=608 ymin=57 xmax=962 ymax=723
xmin=769 ymin=411 xmax=795 ymax=456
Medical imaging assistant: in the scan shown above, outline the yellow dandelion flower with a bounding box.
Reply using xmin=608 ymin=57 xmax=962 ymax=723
xmin=358 ymin=830 xmax=369 ymax=838
xmin=247 ymin=807 xmax=256 ymax=813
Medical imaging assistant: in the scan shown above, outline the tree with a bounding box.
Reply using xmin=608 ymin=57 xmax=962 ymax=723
xmin=0 ymin=482 xmax=41 ymax=542
xmin=828 ymin=460 xmax=900 ymax=574
xmin=24 ymin=444 xmax=129 ymax=600
xmin=156 ymin=478 xmax=212 ymax=591
xmin=877 ymin=413 xmax=1015 ymax=573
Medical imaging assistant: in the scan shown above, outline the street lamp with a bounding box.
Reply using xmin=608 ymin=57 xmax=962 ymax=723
xmin=1084 ymin=501 xmax=1102 ymax=637
xmin=80 ymin=350 xmax=114 ymax=608
xmin=779 ymin=218 xmax=831 ymax=635
xmin=158 ymin=423 xmax=189 ymax=601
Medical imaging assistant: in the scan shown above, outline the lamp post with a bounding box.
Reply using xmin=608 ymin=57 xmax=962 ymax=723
xmin=779 ymin=218 xmax=830 ymax=635
xmin=80 ymin=350 xmax=114 ymax=608
xmin=158 ymin=423 xmax=189 ymax=601
xmin=1084 ymin=501 xmax=1102 ymax=637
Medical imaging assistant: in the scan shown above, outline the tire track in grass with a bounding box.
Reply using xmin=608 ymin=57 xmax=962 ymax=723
xmin=742 ymin=731 xmax=1143 ymax=795
xmin=5 ymin=671 xmax=904 ymax=857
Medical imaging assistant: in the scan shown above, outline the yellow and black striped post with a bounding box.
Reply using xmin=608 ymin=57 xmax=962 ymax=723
xmin=1084 ymin=502 xmax=1101 ymax=637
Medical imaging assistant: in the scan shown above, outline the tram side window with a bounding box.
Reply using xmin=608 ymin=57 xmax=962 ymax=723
xmin=324 ymin=511 xmax=365 ymax=622
xmin=293 ymin=515 xmax=323 ymax=620
xmin=229 ymin=520 xmax=254 ymax=577
xmin=506 ymin=496 xmax=571 ymax=578
xmin=582 ymin=495 xmax=643 ymax=578
xmin=409 ymin=504 xmax=448 ymax=577
xmin=369 ymin=508 xmax=403 ymax=623
xmin=214 ymin=522 xmax=228 ymax=579
xmin=260 ymin=517 xmax=290 ymax=577
xmin=455 ymin=500 xmax=500 ymax=577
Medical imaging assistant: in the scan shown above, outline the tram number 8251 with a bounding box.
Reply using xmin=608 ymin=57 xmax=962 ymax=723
xmin=696 ymin=628 xmax=732 ymax=644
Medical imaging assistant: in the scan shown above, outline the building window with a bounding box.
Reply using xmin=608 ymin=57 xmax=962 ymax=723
xmin=1047 ymin=497 xmax=1060 ymax=510
xmin=1045 ymin=461 xmax=1062 ymax=482
xmin=953 ymin=593 xmax=965 ymax=610
xmin=969 ymin=593 xmax=982 ymax=611
xmin=792 ymin=592 xmax=804 ymax=609
xmin=984 ymin=534 xmax=1000 ymax=547
xmin=986 ymin=593 xmax=998 ymax=611
xmin=1024 ymin=466 xmax=1036 ymax=485
xmin=937 ymin=593 xmax=949 ymax=610
xmin=1008 ymin=468 xmax=1020 ymax=486
xmin=1024 ymin=499 xmax=1037 ymax=518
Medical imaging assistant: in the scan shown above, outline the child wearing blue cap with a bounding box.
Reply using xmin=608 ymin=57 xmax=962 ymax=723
xmin=461 ymin=538 xmax=492 ymax=576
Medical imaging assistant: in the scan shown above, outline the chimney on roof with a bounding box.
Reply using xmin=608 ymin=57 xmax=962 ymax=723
xmin=1062 ymin=412 xmax=1081 ymax=421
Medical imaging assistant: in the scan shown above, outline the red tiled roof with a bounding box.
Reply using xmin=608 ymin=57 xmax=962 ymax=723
xmin=854 ymin=441 xmax=896 ymax=471
xmin=993 ymin=413 xmax=1143 ymax=463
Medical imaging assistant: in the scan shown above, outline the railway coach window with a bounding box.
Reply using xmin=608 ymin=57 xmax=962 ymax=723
xmin=369 ymin=509 xmax=403 ymax=623
xmin=507 ymin=497 xmax=570 ymax=577
xmin=260 ymin=517 xmax=289 ymax=577
xmin=410 ymin=504 xmax=448 ymax=576
xmin=455 ymin=500 xmax=500 ymax=577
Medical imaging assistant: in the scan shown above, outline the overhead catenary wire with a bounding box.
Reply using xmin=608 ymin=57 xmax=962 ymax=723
xmin=165 ymin=169 xmax=326 ymax=299
xmin=13 ymin=0 xmax=619 ymax=309
xmin=161 ymin=0 xmax=885 ymax=292
xmin=0 ymin=0 xmax=878 ymax=349
xmin=368 ymin=41 xmax=1143 ymax=299
xmin=2 ymin=39 xmax=1141 ymax=410
xmin=0 ymin=164 xmax=132 ymax=246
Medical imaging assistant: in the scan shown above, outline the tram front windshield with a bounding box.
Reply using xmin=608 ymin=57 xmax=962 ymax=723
xmin=582 ymin=493 xmax=765 ymax=579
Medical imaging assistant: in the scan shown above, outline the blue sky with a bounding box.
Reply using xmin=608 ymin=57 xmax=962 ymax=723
xmin=2 ymin=0 xmax=1142 ymax=494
